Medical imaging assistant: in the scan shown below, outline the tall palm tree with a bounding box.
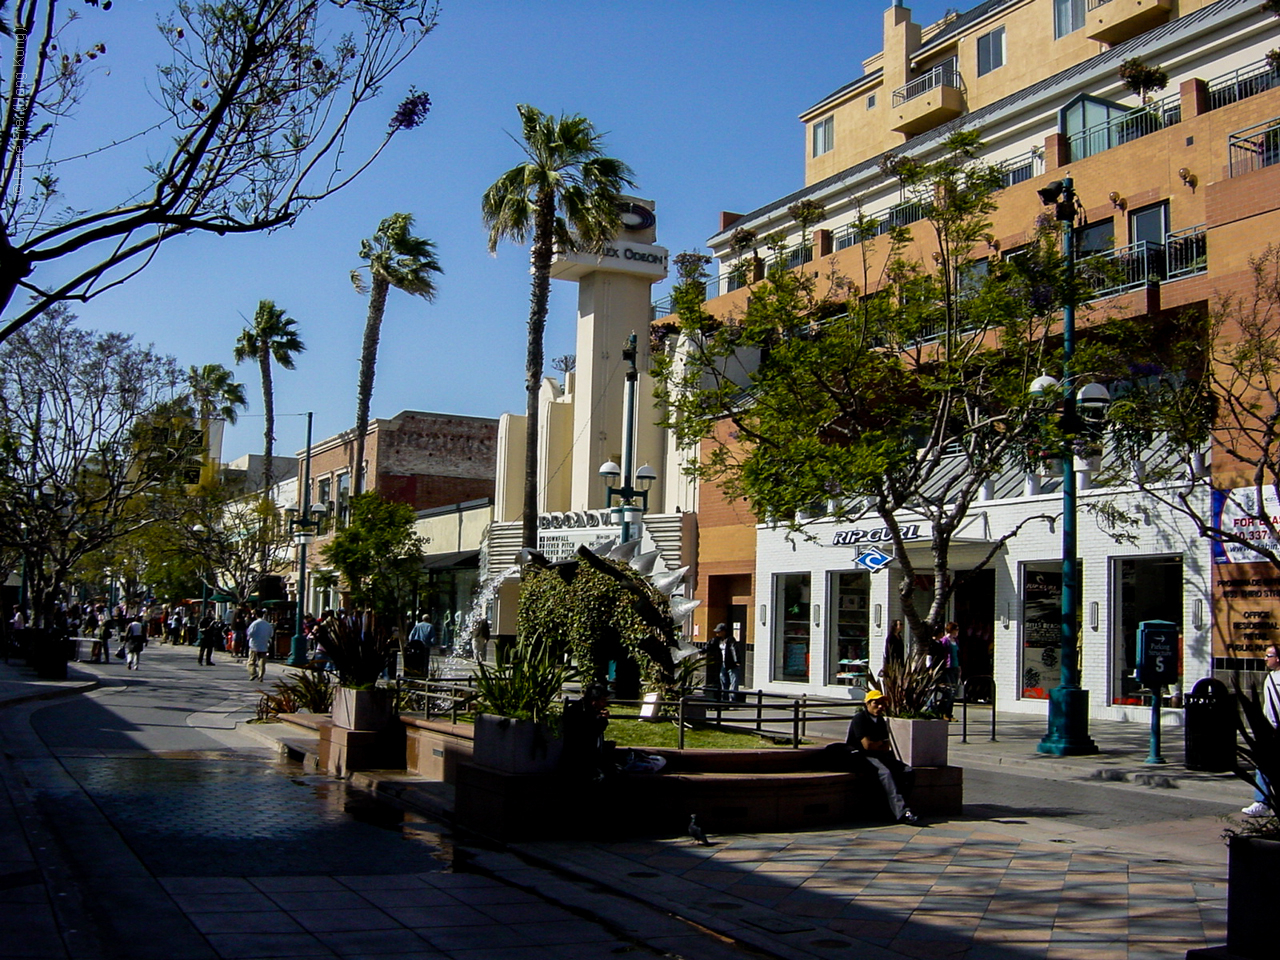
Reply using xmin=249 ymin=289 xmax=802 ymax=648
xmin=233 ymin=301 xmax=305 ymax=494
xmin=482 ymin=104 xmax=635 ymax=549
xmin=350 ymin=212 xmax=442 ymax=496
xmin=187 ymin=363 xmax=248 ymax=425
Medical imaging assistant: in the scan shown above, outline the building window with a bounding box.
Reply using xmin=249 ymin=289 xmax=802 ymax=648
xmin=1021 ymin=563 xmax=1065 ymax=700
xmin=1054 ymin=0 xmax=1085 ymax=39
xmin=1113 ymin=556 xmax=1182 ymax=705
xmin=867 ymin=93 xmax=876 ymax=109
xmin=1128 ymin=201 xmax=1168 ymax=249
xmin=336 ymin=472 xmax=351 ymax=528
xmin=977 ymin=26 xmax=1005 ymax=76
xmin=774 ymin=573 xmax=811 ymax=682
xmin=811 ymin=116 xmax=834 ymax=158
xmin=829 ymin=572 xmax=869 ymax=686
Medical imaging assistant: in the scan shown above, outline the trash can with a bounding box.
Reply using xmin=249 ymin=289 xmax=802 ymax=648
xmin=1184 ymin=677 xmax=1237 ymax=772
xmin=27 ymin=629 xmax=70 ymax=680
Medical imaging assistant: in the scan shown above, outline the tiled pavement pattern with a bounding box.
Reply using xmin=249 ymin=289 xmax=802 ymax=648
xmin=56 ymin=757 xmax=453 ymax=877
xmin=158 ymin=870 xmax=684 ymax=960
xmin=520 ymin=819 xmax=1227 ymax=960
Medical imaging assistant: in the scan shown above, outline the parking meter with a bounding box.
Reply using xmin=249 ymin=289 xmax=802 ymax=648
xmin=1136 ymin=620 xmax=1179 ymax=690
xmin=1136 ymin=620 xmax=1180 ymax=764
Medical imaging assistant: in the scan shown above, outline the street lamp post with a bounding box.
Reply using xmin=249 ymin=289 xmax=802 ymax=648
xmin=285 ymin=412 xmax=326 ymax=666
xmin=1035 ymin=176 xmax=1099 ymax=756
xmin=598 ymin=334 xmax=658 ymax=545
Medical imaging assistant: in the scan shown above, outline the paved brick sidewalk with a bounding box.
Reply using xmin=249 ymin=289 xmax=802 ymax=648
xmin=516 ymin=815 xmax=1228 ymax=960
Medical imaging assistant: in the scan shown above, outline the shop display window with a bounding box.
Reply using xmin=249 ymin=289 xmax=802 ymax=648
xmin=830 ymin=571 xmax=870 ymax=686
xmin=1114 ymin=555 xmax=1183 ymax=705
xmin=774 ymin=573 xmax=811 ymax=682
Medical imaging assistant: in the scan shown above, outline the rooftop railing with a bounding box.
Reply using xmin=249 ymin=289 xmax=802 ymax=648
xmin=1207 ymin=58 xmax=1280 ymax=112
xmin=1067 ymin=93 xmax=1181 ymax=162
xmin=892 ymin=62 xmax=962 ymax=107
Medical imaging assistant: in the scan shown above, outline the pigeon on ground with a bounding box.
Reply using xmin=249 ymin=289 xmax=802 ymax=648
xmin=688 ymin=814 xmax=710 ymax=846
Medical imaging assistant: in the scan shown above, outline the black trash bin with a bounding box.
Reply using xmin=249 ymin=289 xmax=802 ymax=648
xmin=1184 ymin=677 xmax=1237 ymax=772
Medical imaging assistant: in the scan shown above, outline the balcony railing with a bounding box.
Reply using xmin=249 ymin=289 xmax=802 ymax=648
xmin=1067 ymin=93 xmax=1181 ymax=162
xmin=1165 ymin=225 xmax=1207 ymax=281
xmin=892 ymin=63 xmax=962 ymax=107
xmin=1229 ymin=116 xmax=1280 ymax=177
xmin=1080 ymin=240 xmax=1164 ymax=300
xmin=997 ymin=149 xmax=1045 ymax=188
xmin=1208 ymin=58 xmax=1280 ymax=112
xmin=834 ymin=199 xmax=927 ymax=251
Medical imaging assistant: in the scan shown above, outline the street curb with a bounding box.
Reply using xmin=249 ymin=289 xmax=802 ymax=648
xmin=0 ymin=678 xmax=99 ymax=710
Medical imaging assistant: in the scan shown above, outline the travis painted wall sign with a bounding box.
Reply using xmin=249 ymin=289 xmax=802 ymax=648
xmin=830 ymin=523 xmax=923 ymax=546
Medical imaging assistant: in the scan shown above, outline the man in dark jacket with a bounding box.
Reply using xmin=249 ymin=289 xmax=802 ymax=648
xmin=847 ymin=689 xmax=918 ymax=824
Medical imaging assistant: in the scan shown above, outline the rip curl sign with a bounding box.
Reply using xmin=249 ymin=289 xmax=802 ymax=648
xmin=830 ymin=523 xmax=923 ymax=546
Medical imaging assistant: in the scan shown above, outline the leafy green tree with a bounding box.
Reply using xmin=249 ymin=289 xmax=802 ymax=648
xmin=234 ymin=300 xmax=304 ymax=493
xmin=350 ymin=212 xmax=441 ymax=496
xmin=320 ymin=492 xmax=425 ymax=627
xmin=482 ymin=104 xmax=635 ymax=548
xmin=0 ymin=1 xmax=439 ymax=345
xmin=655 ymin=132 xmax=1163 ymax=646
xmin=0 ymin=308 xmax=191 ymax=625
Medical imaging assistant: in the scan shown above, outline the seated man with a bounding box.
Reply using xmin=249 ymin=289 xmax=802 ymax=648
xmin=561 ymin=683 xmax=615 ymax=781
xmin=847 ymin=689 xmax=918 ymax=824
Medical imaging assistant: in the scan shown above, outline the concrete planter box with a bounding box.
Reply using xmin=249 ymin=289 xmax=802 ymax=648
xmin=332 ymin=687 xmax=393 ymax=732
xmin=1227 ymin=835 xmax=1280 ymax=959
xmin=887 ymin=717 xmax=949 ymax=767
xmin=472 ymin=713 xmax=562 ymax=775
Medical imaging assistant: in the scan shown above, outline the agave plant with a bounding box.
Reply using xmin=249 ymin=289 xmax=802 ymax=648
xmin=1232 ymin=680 xmax=1280 ymax=837
xmin=317 ymin=614 xmax=394 ymax=689
xmin=473 ymin=636 xmax=579 ymax=729
xmin=875 ymin=648 xmax=948 ymax=719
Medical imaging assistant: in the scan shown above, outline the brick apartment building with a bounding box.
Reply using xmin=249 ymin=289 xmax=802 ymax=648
xmin=658 ymin=0 xmax=1280 ymax=720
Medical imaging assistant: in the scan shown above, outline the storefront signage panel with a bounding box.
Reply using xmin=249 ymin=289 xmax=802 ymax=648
xmin=830 ymin=523 xmax=925 ymax=546
xmin=1021 ymin=568 xmax=1062 ymax=700
xmin=1211 ymin=487 xmax=1280 ymax=658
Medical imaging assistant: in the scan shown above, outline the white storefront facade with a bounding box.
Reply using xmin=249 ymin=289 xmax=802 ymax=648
xmin=752 ymin=481 xmax=1212 ymax=724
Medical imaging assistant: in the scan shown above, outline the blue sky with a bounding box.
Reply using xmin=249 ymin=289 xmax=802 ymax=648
xmin=42 ymin=0 xmax=955 ymax=461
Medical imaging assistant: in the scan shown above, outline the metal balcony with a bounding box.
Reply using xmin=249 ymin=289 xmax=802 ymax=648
xmin=891 ymin=65 xmax=964 ymax=136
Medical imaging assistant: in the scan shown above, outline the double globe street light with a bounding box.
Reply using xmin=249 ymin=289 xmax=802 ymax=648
xmin=597 ymin=334 xmax=657 ymax=546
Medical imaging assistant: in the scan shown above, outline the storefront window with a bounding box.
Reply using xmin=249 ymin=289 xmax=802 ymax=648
xmin=1021 ymin=564 xmax=1063 ymax=699
xmin=830 ymin=571 xmax=870 ymax=686
xmin=774 ymin=573 xmax=811 ymax=682
xmin=1114 ymin=556 xmax=1183 ymax=704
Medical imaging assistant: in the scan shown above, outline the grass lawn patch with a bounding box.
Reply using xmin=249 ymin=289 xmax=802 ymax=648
xmin=606 ymin=714 xmax=810 ymax=749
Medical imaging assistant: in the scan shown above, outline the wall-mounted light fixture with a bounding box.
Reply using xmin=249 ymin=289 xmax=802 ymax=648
xmin=1089 ymin=601 xmax=1100 ymax=631
xmin=813 ymin=603 xmax=822 ymax=626
xmin=874 ymin=603 xmax=883 ymax=629
xmin=759 ymin=604 xmax=767 ymax=625
xmin=1108 ymin=191 xmax=1126 ymax=210
xmin=1193 ymin=598 xmax=1205 ymax=630
xmin=1178 ymin=167 xmax=1198 ymax=189
xmin=1002 ymin=602 xmax=1010 ymax=629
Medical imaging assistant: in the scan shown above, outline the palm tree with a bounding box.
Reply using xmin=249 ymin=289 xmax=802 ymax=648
xmin=187 ymin=363 xmax=248 ymax=425
xmin=233 ymin=301 xmax=305 ymax=494
xmin=482 ymin=104 xmax=635 ymax=549
xmin=350 ymin=212 xmax=442 ymax=496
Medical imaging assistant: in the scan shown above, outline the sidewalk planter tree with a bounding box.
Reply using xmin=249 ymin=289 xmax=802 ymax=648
xmin=319 ymin=615 xmax=395 ymax=732
xmin=654 ymin=131 xmax=1164 ymax=646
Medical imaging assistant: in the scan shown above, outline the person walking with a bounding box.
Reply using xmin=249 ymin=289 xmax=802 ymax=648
xmin=124 ymin=616 xmax=147 ymax=670
xmin=712 ymin=623 xmax=740 ymax=702
xmin=405 ymin=613 xmax=435 ymax=678
xmin=846 ymin=689 xmax=918 ymax=824
xmin=932 ymin=621 xmax=961 ymax=720
xmin=246 ymin=611 xmax=273 ymax=682
xmin=1242 ymin=643 xmax=1280 ymax=817
xmin=883 ymin=619 xmax=906 ymax=665
xmin=197 ymin=611 xmax=223 ymax=666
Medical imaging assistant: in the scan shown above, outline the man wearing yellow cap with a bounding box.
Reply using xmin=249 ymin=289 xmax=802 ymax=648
xmin=847 ymin=689 xmax=918 ymax=824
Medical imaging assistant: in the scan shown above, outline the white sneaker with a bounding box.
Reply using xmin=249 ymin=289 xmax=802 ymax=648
xmin=1242 ymin=801 xmax=1270 ymax=817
